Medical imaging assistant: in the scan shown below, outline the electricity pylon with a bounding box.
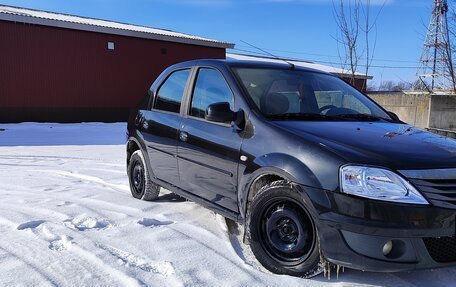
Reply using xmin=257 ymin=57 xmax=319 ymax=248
xmin=417 ymin=0 xmax=456 ymax=92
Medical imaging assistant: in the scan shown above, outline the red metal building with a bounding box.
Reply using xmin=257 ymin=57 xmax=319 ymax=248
xmin=0 ymin=6 xmax=234 ymax=122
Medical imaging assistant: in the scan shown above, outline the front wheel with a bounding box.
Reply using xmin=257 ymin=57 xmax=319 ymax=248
xmin=247 ymin=180 xmax=322 ymax=278
xmin=128 ymin=150 xmax=160 ymax=201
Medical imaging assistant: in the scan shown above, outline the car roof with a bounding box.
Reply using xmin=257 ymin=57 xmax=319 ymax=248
xmin=171 ymin=58 xmax=334 ymax=75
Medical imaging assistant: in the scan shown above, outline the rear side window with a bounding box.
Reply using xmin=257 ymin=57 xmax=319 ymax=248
xmin=154 ymin=69 xmax=191 ymax=113
xmin=190 ymin=68 xmax=233 ymax=119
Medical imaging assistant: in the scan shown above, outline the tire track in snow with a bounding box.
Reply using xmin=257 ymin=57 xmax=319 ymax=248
xmin=0 ymin=244 xmax=63 ymax=286
xmin=41 ymin=170 xmax=129 ymax=193
xmin=2 ymin=183 xmax=139 ymax=219
xmin=2 ymin=189 xmax=145 ymax=229
xmin=97 ymin=244 xmax=175 ymax=276
xmin=80 ymin=167 xmax=126 ymax=174
xmin=11 ymin=220 xmax=143 ymax=287
xmin=60 ymin=219 xmax=182 ymax=286
xmin=69 ymin=244 xmax=144 ymax=287
xmin=167 ymin=225 xmax=263 ymax=283
xmin=77 ymin=197 xmax=143 ymax=214
xmin=0 ymin=202 xmax=70 ymax=222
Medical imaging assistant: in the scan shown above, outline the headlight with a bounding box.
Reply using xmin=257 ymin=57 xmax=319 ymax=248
xmin=340 ymin=165 xmax=429 ymax=205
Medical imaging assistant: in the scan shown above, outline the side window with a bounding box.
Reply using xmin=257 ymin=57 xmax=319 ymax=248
xmin=190 ymin=68 xmax=234 ymax=119
xmin=154 ymin=69 xmax=191 ymax=113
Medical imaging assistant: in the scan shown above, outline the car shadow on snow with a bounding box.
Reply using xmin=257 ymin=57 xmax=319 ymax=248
xmin=156 ymin=192 xmax=187 ymax=203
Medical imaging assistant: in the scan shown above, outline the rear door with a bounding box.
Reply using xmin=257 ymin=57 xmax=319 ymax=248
xmin=177 ymin=67 xmax=242 ymax=212
xmin=141 ymin=68 xmax=191 ymax=185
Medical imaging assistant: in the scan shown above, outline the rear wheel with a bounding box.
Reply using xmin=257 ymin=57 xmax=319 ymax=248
xmin=247 ymin=180 xmax=322 ymax=278
xmin=128 ymin=150 xmax=160 ymax=201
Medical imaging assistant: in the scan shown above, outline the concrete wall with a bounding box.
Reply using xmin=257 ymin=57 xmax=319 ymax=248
xmin=429 ymin=95 xmax=456 ymax=130
xmin=368 ymin=92 xmax=431 ymax=129
xmin=368 ymin=92 xmax=456 ymax=132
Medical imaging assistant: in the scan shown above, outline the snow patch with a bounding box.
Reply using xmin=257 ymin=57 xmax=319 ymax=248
xmin=17 ymin=220 xmax=74 ymax=252
xmin=49 ymin=235 xmax=73 ymax=251
xmin=17 ymin=220 xmax=46 ymax=230
xmin=137 ymin=218 xmax=174 ymax=228
xmin=98 ymin=244 xmax=175 ymax=276
xmin=64 ymin=216 xmax=112 ymax=231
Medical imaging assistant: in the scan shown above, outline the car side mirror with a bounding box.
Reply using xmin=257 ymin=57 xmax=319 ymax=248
xmin=206 ymin=102 xmax=236 ymax=123
xmin=387 ymin=111 xmax=401 ymax=122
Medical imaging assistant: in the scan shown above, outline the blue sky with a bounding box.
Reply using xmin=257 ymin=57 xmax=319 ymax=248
xmin=0 ymin=0 xmax=435 ymax=84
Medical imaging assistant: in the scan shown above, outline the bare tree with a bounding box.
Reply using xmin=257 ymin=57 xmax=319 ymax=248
xmin=333 ymin=0 xmax=385 ymax=90
xmin=333 ymin=0 xmax=361 ymax=86
xmin=366 ymin=82 xmax=378 ymax=92
xmin=378 ymin=80 xmax=395 ymax=92
xmin=412 ymin=79 xmax=428 ymax=91
xmin=360 ymin=0 xmax=386 ymax=90
xmin=377 ymin=80 xmax=413 ymax=92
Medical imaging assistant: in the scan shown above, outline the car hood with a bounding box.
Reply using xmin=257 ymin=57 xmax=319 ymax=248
xmin=272 ymin=121 xmax=456 ymax=170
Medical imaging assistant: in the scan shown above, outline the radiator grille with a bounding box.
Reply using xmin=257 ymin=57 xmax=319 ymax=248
xmin=408 ymin=178 xmax=456 ymax=209
xmin=423 ymin=236 xmax=456 ymax=263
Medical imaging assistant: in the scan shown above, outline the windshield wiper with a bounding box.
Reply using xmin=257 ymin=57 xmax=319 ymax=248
xmin=266 ymin=113 xmax=335 ymax=121
xmin=267 ymin=112 xmax=394 ymax=122
xmin=333 ymin=113 xmax=391 ymax=122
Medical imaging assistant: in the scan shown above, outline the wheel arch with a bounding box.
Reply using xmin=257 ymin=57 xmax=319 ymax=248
xmin=126 ymin=136 xmax=156 ymax=179
xmin=238 ymin=153 xmax=322 ymax=221
xmin=126 ymin=138 xmax=140 ymax=165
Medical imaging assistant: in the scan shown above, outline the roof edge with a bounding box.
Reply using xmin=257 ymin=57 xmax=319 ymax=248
xmin=0 ymin=6 xmax=235 ymax=49
xmin=332 ymin=72 xmax=373 ymax=80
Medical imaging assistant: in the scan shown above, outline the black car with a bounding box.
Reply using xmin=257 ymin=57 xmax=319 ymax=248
xmin=126 ymin=58 xmax=456 ymax=278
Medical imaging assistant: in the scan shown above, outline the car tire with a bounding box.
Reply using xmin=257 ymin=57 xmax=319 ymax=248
xmin=128 ymin=150 xmax=160 ymax=201
xmin=247 ymin=180 xmax=322 ymax=278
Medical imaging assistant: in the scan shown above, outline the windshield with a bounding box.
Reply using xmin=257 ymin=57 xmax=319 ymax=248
xmin=233 ymin=68 xmax=392 ymax=121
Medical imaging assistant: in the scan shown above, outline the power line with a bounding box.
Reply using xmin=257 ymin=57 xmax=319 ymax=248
xmin=235 ymin=44 xmax=420 ymax=64
xmin=229 ymin=48 xmax=420 ymax=70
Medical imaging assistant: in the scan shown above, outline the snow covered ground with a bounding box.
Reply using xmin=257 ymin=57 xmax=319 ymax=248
xmin=0 ymin=123 xmax=454 ymax=287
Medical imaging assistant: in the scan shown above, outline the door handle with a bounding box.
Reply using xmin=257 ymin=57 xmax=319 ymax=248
xmin=179 ymin=131 xmax=188 ymax=142
xmin=135 ymin=114 xmax=144 ymax=127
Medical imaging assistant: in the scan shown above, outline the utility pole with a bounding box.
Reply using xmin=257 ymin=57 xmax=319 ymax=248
xmin=417 ymin=0 xmax=456 ymax=92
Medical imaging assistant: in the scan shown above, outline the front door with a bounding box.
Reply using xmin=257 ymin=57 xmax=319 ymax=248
xmin=177 ymin=68 xmax=242 ymax=212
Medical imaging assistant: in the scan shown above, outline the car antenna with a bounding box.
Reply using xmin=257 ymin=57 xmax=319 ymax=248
xmin=240 ymin=40 xmax=295 ymax=69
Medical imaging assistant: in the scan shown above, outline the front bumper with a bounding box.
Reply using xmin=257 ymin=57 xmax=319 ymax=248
xmin=302 ymin=186 xmax=456 ymax=272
